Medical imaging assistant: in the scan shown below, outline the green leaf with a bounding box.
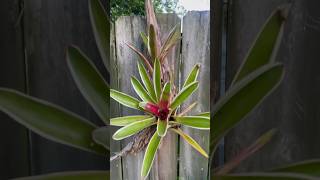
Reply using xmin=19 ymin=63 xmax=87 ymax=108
xmin=159 ymin=24 xmax=181 ymax=61
xmin=157 ymin=118 xmax=168 ymax=137
xmin=13 ymin=171 xmax=109 ymax=180
xmin=112 ymin=117 xmax=155 ymax=140
xmin=272 ymin=159 xmax=320 ymax=177
xmin=148 ymin=24 xmax=158 ymax=61
xmin=174 ymin=116 xmax=209 ymax=130
xmin=171 ymin=128 xmax=208 ymax=158
xmin=213 ymin=172 xmax=318 ymax=180
xmin=231 ymin=6 xmax=288 ymax=85
xmin=141 ymin=32 xmax=149 ymax=49
xmin=89 ymin=0 xmax=110 ymax=72
xmin=0 ymin=88 xmax=107 ymax=155
xmin=153 ymin=58 xmax=162 ymax=101
xmin=141 ymin=132 xmax=162 ymax=179
xmin=182 ymin=64 xmax=200 ymax=88
xmin=138 ymin=62 xmax=156 ymax=100
xmin=170 ymin=81 xmax=199 ymax=110
xmin=160 ymin=82 xmax=171 ymax=106
xmin=131 ymin=76 xmax=155 ymax=103
xmin=110 ymin=89 xmax=140 ymax=110
xmin=92 ymin=126 xmax=109 ymax=150
xmin=211 ymin=63 xmax=284 ymax=152
xmin=67 ymin=46 xmax=109 ymax=124
xmin=216 ymin=129 xmax=276 ymax=175
xmin=196 ymin=112 xmax=210 ymax=118
xmin=111 ymin=115 xmax=152 ymax=126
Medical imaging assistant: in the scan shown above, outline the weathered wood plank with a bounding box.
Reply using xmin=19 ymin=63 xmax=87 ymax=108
xmin=0 ymin=0 xmax=30 ymax=179
xmin=179 ymin=11 xmax=210 ymax=179
xmin=225 ymin=0 xmax=320 ymax=172
xmin=23 ymin=0 xmax=108 ymax=174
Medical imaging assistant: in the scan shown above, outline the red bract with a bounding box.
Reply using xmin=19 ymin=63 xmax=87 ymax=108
xmin=140 ymin=102 xmax=169 ymax=120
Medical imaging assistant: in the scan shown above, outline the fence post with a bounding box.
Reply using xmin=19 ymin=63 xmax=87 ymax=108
xmin=179 ymin=11 xmax=210 ymax=179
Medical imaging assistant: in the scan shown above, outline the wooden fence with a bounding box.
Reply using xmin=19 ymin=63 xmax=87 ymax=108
xmin=110 ymin=12 xmax=210 ymax=180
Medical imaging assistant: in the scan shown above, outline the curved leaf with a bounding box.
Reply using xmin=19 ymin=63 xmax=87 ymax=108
xmin=13 ymin=171 xmax=109 ymax=180
xmin=170 ymin=81 xmax=199 ymax=110
xmin=159 ymin=24 xmax=181 ymax=62
xmin=231 ymin=5 xmax=288 ymax=85
xmin=92 ymin=126 xmax=109 ymax=150
xmin=211 ymin=63 xmax=284 ymax=152
xmin=67 ymin=46 xmax=109 ymax=124
xmin=110 ymin=89 xmax=140 ymax=110
xmin=112 ymin=117 xmax=155 ymax=140
xmin=126 ymin=43 xmax=153 ymax=74
xmin=138 ymin=62 xmax=156 ymax=100
xmin=89 ymin=0 xmax=110 ymax=72
xmin=157 ymin=118 xmax=168 ymax=137
xmin=141 ymin=132 xmax=162 ymax=179
xmin=174 ymin=116 xmax=210 ymax=129
xmin=183 ymin=64 xmax=200 ymax=88
xmin=0 ymin=88 xmax=107 ymax=155
xmin=272 ymin=159 xmax=320 ymax=177
xmin=153 ymin=58 xmax=162 ymax=101
xmin=131 ymin=76 xmax=155 ymax=103
xmin=111 ymin=115 xmax=152 ymax=126
xmin=171 ymin=128 xmax=208 ymax=158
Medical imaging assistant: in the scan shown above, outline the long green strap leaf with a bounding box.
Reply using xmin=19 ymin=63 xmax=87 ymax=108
xmin=271 ymin=159 xmax=320 ymax=177
xmin=89 ymin=0 xmax=110 ymax=72
xmin=231 ymin=5 xmax=288 ymax=85
xmin=196 ymin=112 xmax=210 ymax=118
xmin=160 ymin=82 xmax=171 ymax=106
xmin=13 ymin=171 xmax=109 ymax=180
xmin=0 ymin=88 xmax=107 ymax=155
xmin=92 ymin=126 xmax=109 ymax=150
xmin=211 ymin=63 xmax=284 ymax=152
xmin=112 ymin=117 xmax=155 ymax=140
xmin=131 ymin=76 xmax=155 ymax=103
xmin=157 ymin=118 xmax=168 ymax=137
xmin=141 ymin=132 xmax=162 ymax=179
xmin=183 ymin=64 xmax=200 ymax=88
xmin=153 ymin=58 xmax=162 ymax=101
xmin=110 ymin=89 xmax=140 ymax=110
xmin=213 ymin=172 xmax=318 ymax=180
xmin=111 ymin=115 xmax=152 ymax=126
xmin=171 ymin=128 xmax=208 ymax=158
xmin=170 ymin=81 xmax=199 ymax=110
xmin=148 ymin=24 xmax=158 ymax=62
xmin=174 ymin=116 xmax=210 ymax=129
xmin=138 ymin=62 xmax=156 ymax=100
xmin=67 ymin=46 xmax=109 ymax=124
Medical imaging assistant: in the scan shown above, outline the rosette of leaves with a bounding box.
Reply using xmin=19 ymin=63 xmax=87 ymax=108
xmin=0 ymin=0 xmax=110 ymax=179
xmin=110 ymin=1 xmax=209 ymax=179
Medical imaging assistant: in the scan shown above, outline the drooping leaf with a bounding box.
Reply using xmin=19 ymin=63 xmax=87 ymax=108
xmin=141 ymin=132 xmax=162 ymax=179
xmin=88 ymin=0 xmax=110 ymax=72
xmin=126 ymin=43 xmax=153 ymax=74
xmin=131 ymin=76 xmax=155 ymax=103
xmin=215 ymin=129 xmax=277 ymax=175
xmin=159 ymin=82 xmax=171 ymax=108
xmin=170 ymin=81 xmax=199 ymax=110
xmin=153 ymin=58 xmax=162 ymax=101
xmin=111 ymin=115 xmax=152 ymax=126
xmin=138 ymin=62 xmax=156 ymax=100
xmin=0 ymin=88 xmax=107 ymax=155
xmin=174 ymin=116 xmax=209 ymax=129
xmin=92 ymin=126 xmax=109 ymax=150
xmin=13 ymin=170 xmax=109 ymax=180
xmin=67 ymin=46 xmax=109 ymax=124
xmin=148 ymin=24 xmax=158 ymax=62
xmin=183 ymin=64 xmax=200 ymax=88
xmin=213 ymin=172 xmax=318 ymax=180
xmin=112 ymin=117 xmax=155 ymax=140
xmin=211 ymin=63 xmax=284 ymax=152
xmin=159 ymin=24 xmax=181 ymax=62
xmin=157 ymin=118 xmax=168 ymax=137
xmin=110 ymin=89 xmax=140 ymax=110
xmin=271 ymin=159 xmax=320 ymax=177
xmin=171 ymin=128 xmax=208 ymax=158
xmin=231 ymin=5 xmax=288 ymax=85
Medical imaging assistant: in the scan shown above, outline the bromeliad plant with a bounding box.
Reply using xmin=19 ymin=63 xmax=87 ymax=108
xmin=110 ymin=0 xmax=209 ymax=178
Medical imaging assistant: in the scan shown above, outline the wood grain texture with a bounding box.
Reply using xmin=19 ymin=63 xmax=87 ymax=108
xmin=23 ymin=0 xmax=108 ymax=175
xmin=179 ymin=11 xmax=210 ymax=180
xmin=225 ymin=0 xmax=320 ymax=172
xmin=0 ymin=0 xmax=30 ymax=178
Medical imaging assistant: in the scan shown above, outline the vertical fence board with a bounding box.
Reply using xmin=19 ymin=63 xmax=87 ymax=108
xmin=0 ymin=0 xmax=30 ymax=178
xmin=115 ymin=16 xmax=147 ymax=180
xmin=225 ymin=0 xmax=320 ymax=172
xmin=23 ymin=0 xmax=108 ymax=174
xmin=179 ymin=11 xmax=210 ymax=179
